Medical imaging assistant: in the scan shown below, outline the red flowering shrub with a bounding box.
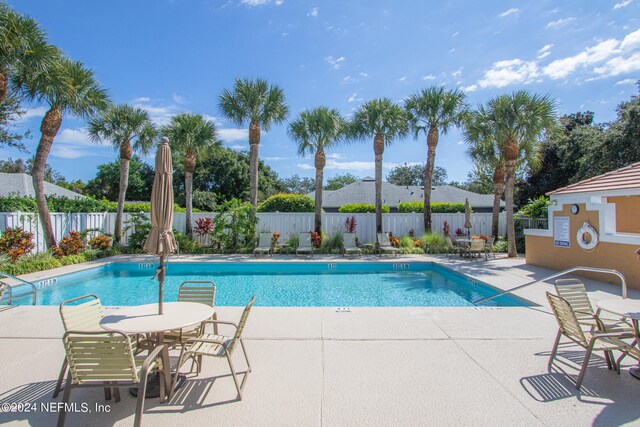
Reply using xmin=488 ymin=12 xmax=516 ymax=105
xmin=344 ymin=216 xmax=357 ymax=233
xmin=194 ymin=217 xmax=214 ymax=237
xmin=310 ymin=231 xmax=322 ymax=247
xmin=89 ymin=234 xmax=112 ymax=250
xmin=54 ymin=231 xmax=85 ymax=257
xmin=0 ymin=227 xmax=35 ymax=262
xmin=442 ymin=220 xmax=450 ymax=237
xmin=455 ymin=228 xmax=464 ymax=237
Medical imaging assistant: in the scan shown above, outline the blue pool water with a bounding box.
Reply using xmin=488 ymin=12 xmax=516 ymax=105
xmin=22 ymin=263 xmax=527 ymax=307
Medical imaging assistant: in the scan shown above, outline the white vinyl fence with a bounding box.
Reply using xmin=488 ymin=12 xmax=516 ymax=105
xmin=0 ymin=211 xmax=507 ymax=252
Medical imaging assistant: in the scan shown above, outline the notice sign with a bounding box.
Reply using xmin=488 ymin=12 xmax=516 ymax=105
xmin=554 ymin=216 xmax=570 ymax=248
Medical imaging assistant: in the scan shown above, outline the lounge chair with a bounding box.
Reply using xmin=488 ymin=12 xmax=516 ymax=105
xmin=463 ymin=239 xmax=487 ymax=260
xmin=164 ymin=281 xmax=218 ymax=346
xmin=296 ymin=232 xmax=314 ymax=256
xmin=377 ymin=232 xmax=399 ymax=257
xmin=444 ymin=236 xmax=461 ymax=258
xmin=57 ymin=331 xmax=170 ymax=427
xmin=342 ymin=233 xmax=362 ymax=256
xmin=485 ymin=236 xmax=496 ymax=258
xmin=172 ymin=296 xmax=255 ymax=400
xmin=546 ymin=292 xmax=640 ymax=389
xmin=253 ymin=232 xmax=273 ymax=257
xmin=554 ymin=279 xmax=634 ymax=333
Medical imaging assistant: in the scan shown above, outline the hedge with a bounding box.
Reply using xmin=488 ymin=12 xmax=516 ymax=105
xmin=0 ymin=196 xmax=186 ymax=213
xmin=397 ymin=201 xmax=467 ymax=213
xmin=338 ymin=203 xmax=390 ymax=213
xmin=257 ymin=193 xmax=314 ymax=212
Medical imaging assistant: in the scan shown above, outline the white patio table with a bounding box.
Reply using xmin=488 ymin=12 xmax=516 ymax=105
xmin=101 ymin=302 xmax=215 ymax=396
xmin=595 ymin=298 xmax=640 ymax=380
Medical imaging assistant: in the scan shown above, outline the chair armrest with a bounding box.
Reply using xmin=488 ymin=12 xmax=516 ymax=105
xmin=202 ymin=320 xmax=239 ymax=331
xmin=184 ymin=337 xmax=227 ymax=346
xmin=575 ymin=310 xmax=607 ymax=331
xmin=142 ymin=344 xmax=167 ymax=372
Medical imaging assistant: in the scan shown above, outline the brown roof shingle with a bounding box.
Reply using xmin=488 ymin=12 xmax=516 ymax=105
xmin=547 ymin=161 xmax=640 ymax=196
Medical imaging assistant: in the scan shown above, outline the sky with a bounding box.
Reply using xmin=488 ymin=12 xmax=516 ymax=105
xmin=3 ymin=0 xmax=640 ymax=185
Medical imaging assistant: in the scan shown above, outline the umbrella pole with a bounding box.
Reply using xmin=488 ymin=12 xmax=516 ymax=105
xmin=158 ymin=255 xmax=165 ymax=315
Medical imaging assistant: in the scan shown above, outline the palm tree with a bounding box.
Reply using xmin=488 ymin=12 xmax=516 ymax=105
xmin=488 ymin=91 xmax=556 ymax=257
xmin=16 ymin=57 xmax=108 ymax=249
xmin=218 ymin=78 xmax=288 ymax=207
xmin=88 ymin=104 xmax=156 ymax=244
xmin=405 ymin=86 xmax=468 ymax=232
xmin=0 ymin=4 xmax=58 ymax=103
xmin=163 ymin=113 xmax=218 ymax=238
xmin=289 ymin=107 xmax=345 ymax=233
xmin=464 ymin=107 xmax=504 ymax=239
xmin=350 ymin=98 xmax=408 ymax=233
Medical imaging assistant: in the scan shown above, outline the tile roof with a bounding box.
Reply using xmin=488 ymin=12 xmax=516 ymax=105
xmin=547 ymin=162 xmax=640 ymax=196
xmin=0 ymin=173 xmax=85 ymax=199
xmin=308 ymin=180 xmax=501 ymax=208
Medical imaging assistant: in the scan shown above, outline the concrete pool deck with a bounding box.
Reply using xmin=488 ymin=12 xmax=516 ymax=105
xmin=1 ymin=255 xmax=639 ymax=426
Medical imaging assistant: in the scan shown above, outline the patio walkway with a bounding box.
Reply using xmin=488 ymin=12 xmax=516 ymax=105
xmin=0 ymin=256 xmax=639 ymax=426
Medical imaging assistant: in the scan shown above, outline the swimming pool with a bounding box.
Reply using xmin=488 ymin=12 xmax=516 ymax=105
xmin=19 ymin=262 xmax=528 ymax=307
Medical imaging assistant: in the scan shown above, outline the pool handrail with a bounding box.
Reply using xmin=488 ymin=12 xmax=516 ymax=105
xmin=0 ymin=271 xmax=37 ymax=305
xmin=473 ymin=266 xmax=627 ymax=305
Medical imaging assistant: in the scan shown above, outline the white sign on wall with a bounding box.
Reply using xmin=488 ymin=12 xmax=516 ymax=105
xmin=554 ymin=216 xmax=571 ymax=248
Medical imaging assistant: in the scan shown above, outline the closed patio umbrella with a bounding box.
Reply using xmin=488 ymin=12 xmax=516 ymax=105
xmin=144 ymin=137 xmax=177 ymax=315
xmin=464 ymin=198 xmax=472 ymax=238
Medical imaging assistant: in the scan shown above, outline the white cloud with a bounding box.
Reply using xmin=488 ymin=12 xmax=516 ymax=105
xmin=14 ymin=106 xmax=47 ymax=123
xmin=341 ymin=75 xmax=355 ymax=84
xmin=218 ymin=128 xmax=249 ymax=142
xmin=477 ymin=59 xmax=540 ymax=88
xmin=499 ymin=8 xmax=519 ymax=17
xmin=359 ymin=72 xmax=368 ymax=77
xmin=462 ymin=84 xmax=478 ymax=92
xmin=263 ymin=156 xmax=288 ymax=161
xmin=172 ymin=93 xmax=186 ymax=105
xmin=347 ymin=93 xmax=363 ymax=103
xmin=324 ymin=55 xmax=345 ymax=69
xmin=594 ymin=52 xmax=640 ymax=76
xmin=537 ymin=44 xmax=554 ymax=59
xmin=397 ymin=76 xmax=407 ymax=82
xmin=422 ymin=74 xmax=436 ymax=80
xmin=544 ymin=39 xmax=620 ymax=79
xmin=546 ymin=17 xmax=576 ymax=29
xmin=327 ymin=153 xmax=345 ymax=159
xmin=615 ymin=78 xmax=637 ymax=85
xmin=51 ymin=128 xmax=109 ymax=159
xmin=131 ymin=98 xmax=180 ymax=125
xmin=452 ymin=68 xmax=463 ymax=77
xmin=448 ymin=48 xmax=456 ymax=53
xmin=620 ymin=28 xmax=640 ymax=51
xmin=307 ymin=7 xmax=318 ymax=17
xmin=451 ymin=31 xmax=459 ymax=38
xmin=298 ymin=159 xmax=408 ymax=171
xmin=614 ymin=0 xmax=632 ymax=9
xmin=241 ymin=0 xmax=282 ymax=5
xmin=228 ymin=144 xmax=246 ymax=150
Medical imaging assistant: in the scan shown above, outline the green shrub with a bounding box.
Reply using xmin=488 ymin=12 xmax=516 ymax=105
xmin=257 ymin=193 xmax=315 ymax=213
xmin=0 ymin=196 xmax=187 ymax=213
xmin=420 ymin=232 xmax=448 ymax=254
xmin=397 ymin=201 xmax=467 ymax=213
xmin=321 ymin=231 xmax=343 ymax=252
xmin=516 ymin=196 xmax=550 ymax=219
xmin=123 ymin=213 xmax=152 ymax=250
xmin=212 ymin=199 xmax=257 ymax=252
xmin=399 ymin=236 xmax=415 ymax=248
xmin=82 ymin=248 xmax=101 ymax=261
xmin=493 ymin=238 xmax=508 ymax=253
xmin=0 ymin=251 xmax=63 ymax=276
xmin=59 ymin=254 xmax=86 ymax=266
xmin=399 ymin=247 xmax=425 ymax=254
xmin=173 ymin=231 xmax=201 ymax=253
xmin=338 ymin=203 xmax=390 ymax=213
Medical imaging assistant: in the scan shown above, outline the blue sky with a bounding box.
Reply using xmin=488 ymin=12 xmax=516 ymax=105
xmin=3 ymin=0 xmax=640 ymax=184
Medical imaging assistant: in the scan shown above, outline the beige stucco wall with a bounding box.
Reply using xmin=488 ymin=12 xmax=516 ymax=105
xmin=525 ymin=203 xmax=640 ymax=290
xmin=608 ymin=196 xmax=640 ymax=233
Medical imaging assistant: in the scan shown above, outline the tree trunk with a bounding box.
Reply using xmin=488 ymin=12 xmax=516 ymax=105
xmin=423 ymin=125 xmax=439 ymax=232
xmin=184 ymin=152 xmax=196 ymax=238
xmin=491 ymin=163 xmax=505 ymax=239
xmin=314 ymin=150 xmax=326 ymax=233
xmin=503 ymin=139 xmax=519 ymax=257
xmin=248 ymin=121 xmax=261 ymax=207
xmin=32 ymin=107 xmax=62 ymax=250
xmin=115 ymin=140 xmax=133 ymax=245
xmin=0 ymin=70 xmax=8 ymax=104
xmin=374 ymin=133 xmax=385 ymax=233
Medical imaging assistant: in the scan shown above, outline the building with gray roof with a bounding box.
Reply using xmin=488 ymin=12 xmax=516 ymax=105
xmin=0 ymin=173 xmax=85 ymax=199
xmin=307 ymin=177 xmax=502 ymax=212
